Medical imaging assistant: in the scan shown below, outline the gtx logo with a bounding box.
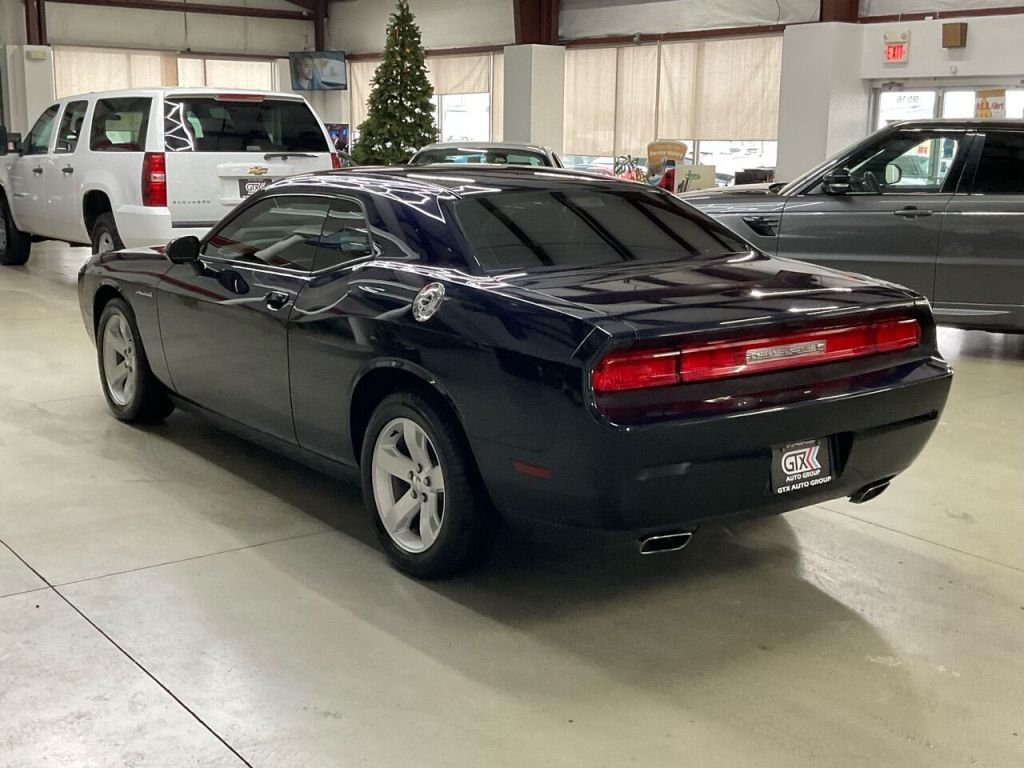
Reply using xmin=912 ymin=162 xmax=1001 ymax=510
xmin=746 ymin=340 xmax=826 ymax=364
xmin=781 ymin=446 xmax=821 ymax=474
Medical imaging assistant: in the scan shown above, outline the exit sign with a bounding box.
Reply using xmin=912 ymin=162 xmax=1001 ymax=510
xmin=884 ymin=30 xmax=911 ymax=64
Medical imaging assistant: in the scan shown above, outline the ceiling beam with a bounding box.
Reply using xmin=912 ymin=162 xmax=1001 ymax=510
xmin=46 ymin=0 xmax=311 ymax=22
xmin=819 ymin=0 xmax=858 ymax=22
xmin=514 ymin=0 xmax=559 ymax=46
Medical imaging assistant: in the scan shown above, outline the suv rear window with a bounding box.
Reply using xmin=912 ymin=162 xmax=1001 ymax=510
xmin=164 ymin=97 xmax=328 ymax=153
xmin=453 ymin=188 xmax=748 ymax=273
xmin=412 ymin=148 xmax=549 ymax=167
xmin=90 ymin=97 xmax=152 ymax=152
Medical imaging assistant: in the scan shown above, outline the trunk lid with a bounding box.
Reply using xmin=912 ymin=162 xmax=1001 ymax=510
xmin=495 ymin=255 xmax=921 ymax=341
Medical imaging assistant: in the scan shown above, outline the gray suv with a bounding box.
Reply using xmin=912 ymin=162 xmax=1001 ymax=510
xmin=682 ymin=120 xmax=1024 ymax=332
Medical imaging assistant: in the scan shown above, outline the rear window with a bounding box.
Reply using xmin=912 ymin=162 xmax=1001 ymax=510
xmin=164 ymin=97 xmax=328 ymax=153
xmin=453 ymin=189 xmax=748 ymax=273
xmin=412 ymin=148 xmax=549 ymax=167
xmin=90 ymin=97 xmax=152 ymax=152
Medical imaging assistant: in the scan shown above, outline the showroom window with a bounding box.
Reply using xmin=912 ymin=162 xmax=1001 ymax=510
xmin=562 ymin=36 xmax=782 ymax=183
xmin=52 ymin=46 xmax=277 ymax=99
xmin=349 ymin=52 xmax=504 ymax=143
xmin=874 ymin=85 xmax=1024 ymax=128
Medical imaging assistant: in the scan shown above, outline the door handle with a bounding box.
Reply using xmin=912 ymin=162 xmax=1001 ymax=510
xmin=61 ymin=166 xmax=74 ymax=175
xmin=893 ymin=206 xmax=932 ymax=218
xmin=32 ymin=167 xmax=43 ymax=175
xmin=265 ymin=291 xmax=292 ymax=311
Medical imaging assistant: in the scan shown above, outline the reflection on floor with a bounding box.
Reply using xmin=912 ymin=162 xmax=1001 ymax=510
xmin=1 ymin=242 xmax=1022 ymax=767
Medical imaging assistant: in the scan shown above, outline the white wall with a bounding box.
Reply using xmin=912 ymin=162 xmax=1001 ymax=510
xmin=3 ymin=45 xmax=55 ymax=133
xmin=777 ymin=23 xmax=870 ymax=180
xmin=860 ymin=12 xmax=1024 ymax=80
xmin=503 ymin=44 xmax=565 ymax=150
xmin=45 ymin=0 xmax=313 ymax=54
xmin=559 ymin=0 xmax=818 ymax=39
xmin=777 ymin=11 xmax=1024 ymax=179
xmin=328 ymin=0 xmax=514 ymax=53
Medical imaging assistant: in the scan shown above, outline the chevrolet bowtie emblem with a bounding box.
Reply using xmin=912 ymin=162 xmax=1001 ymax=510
xmin=248 ymin=166 xmax=269 ymax=176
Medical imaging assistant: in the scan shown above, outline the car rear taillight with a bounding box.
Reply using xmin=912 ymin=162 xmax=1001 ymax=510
xmin=142 ymin=152 xmax=166 ymax=207
xmin=331 ymin=153 xmax=342 ymax=169
xmin=592 ymin=317 xmax=922 ymax=393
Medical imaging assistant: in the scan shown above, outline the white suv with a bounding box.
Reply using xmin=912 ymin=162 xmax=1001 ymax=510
xmin=0 ymin=87 xmax=339 ymax=265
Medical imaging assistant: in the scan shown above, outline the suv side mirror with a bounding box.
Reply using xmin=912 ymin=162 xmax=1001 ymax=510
xmin=0 ymin=127 xmax=17 ymax=156
xmin=822 ymin=168 xmax=852 ymax=195
xmin=165 ymin=235 xmax=201 ymax=264
xmin=0 ymin=126 xmax=7 ymax=156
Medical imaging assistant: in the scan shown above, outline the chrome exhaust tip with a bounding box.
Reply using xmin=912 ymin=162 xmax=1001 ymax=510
xmin=848 ymin=479 xmax=891 ymax=505
xmin=638 ymin=531 xmax=694 ymax=555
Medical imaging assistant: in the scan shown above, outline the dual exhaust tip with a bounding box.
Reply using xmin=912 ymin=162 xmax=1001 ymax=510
xmin=638 ymin=478 xmax=892 ymax=554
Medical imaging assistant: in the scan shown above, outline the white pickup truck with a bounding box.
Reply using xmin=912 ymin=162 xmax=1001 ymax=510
xmin=0 ymin=87 xmax=339 ymax=265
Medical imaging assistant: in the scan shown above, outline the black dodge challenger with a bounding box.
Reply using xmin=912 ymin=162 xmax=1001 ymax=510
xmin=77 ymin=166 xmax=953 ymax=577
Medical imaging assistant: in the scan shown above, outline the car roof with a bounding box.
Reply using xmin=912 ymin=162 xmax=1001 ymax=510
xmin=886 ymin=118 xmax=1024 ymax=130
xmin=414 ymin=142 xmax=554 ymax=154
xmin=277 ymin=165 xmax=642 ymax=199
xmin=54 ymin=87 xmax=305 ymax=102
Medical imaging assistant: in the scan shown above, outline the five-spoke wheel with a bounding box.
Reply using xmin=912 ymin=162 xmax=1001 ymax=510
xmin=361 ymin=392 xmax=494 ymax=578
xmin=96 ymin=297 xmax=173 ymax=422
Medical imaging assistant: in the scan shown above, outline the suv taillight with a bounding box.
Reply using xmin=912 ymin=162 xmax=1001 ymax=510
xmin=591 ymin=317 xmax=922 ymax=393
xmin=142 ymin=152 xmax=166 ymax=207
xmin=331 ymin=153 xmax=342 ymax=169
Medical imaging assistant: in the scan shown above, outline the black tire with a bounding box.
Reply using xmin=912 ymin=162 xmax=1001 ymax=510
xmin=0 ymin=193 xmax=31 ymax=266
xmin=361 ymin=392 xmax=495 ymax=578
xmin=91 ymin=212 xmax=124 ymax=255
xmin=96 ymin=297 xmax=174 ymax=422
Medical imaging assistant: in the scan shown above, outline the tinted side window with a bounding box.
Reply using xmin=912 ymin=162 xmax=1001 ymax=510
xmin=972 ymin=132 xmax=1024 ymax=194
xmin=90 ymin=98 xmax=152 ymax=152
xmin=204 ymin=196 xmax=330 ymax=271
xmin=844 ymin=131 xmax=961 ymax=194
xmin=314 ymin=199 xmax=372 ymax=270
xmin=26 ymin=105 xmax=60 ymax=155
xmin=56 ymin=101 xmax=89 ymax=154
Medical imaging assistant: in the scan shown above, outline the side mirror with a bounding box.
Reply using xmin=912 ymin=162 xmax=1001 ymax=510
xmin=165 ymin=235 xmax=201 ymax=264
xmin=821 ymin=168 xmax=852 ymax=195
xmin=0 ymin=126 xmax=6 ymax=156
xmin=884 ymin=163 xmax=903 ymax=185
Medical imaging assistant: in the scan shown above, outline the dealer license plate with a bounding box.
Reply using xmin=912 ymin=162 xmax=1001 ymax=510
xmin=238 ymin=178 xmax=273 ymax=197
xmin=771 ymin=438 xmax=834 ymax=495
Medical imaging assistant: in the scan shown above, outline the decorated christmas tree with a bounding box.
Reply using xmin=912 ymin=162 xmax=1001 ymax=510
xmin=353 ymin=0 xmax=437 ymax=165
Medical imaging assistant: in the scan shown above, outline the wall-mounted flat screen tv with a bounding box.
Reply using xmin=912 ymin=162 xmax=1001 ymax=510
xmin=289 ymin=51 xmax=347 ymax=90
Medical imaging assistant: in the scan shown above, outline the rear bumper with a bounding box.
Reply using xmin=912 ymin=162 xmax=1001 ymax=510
xmin=113 ymin=206 xmax=210 ymax=248
xmin=472 ymin=357 xmax=952 ymax=533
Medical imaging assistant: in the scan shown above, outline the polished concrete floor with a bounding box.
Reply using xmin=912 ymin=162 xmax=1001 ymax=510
xmin=2 ymin=242 xmax=1022 ymax=768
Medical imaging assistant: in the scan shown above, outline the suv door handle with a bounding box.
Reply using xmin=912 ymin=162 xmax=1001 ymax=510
xmin=265 ymin=291 xmax=292 ymax=311
xmin=893 ymin=206 xmax=932 ymax=218
xmin=61 ymin=165 xmax=74 ymax=174
xmin=31 ymin=167 xmax=43 ymax=175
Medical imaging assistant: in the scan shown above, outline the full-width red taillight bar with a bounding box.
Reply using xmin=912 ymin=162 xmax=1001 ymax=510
xmin=592 ymin=317 xmax=921 ymax=393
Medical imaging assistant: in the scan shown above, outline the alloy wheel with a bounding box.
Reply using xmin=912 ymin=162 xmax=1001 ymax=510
xmin=102 ymin=313 xmax=138 ymax=406
xmin=371 ymin=417 xmax=446 ymax=553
